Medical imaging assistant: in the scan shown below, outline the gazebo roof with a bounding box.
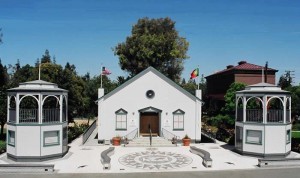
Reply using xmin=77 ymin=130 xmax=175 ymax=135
xmin=236 ymin=82 xmax=290 ymax=94
xmin=8 ymin=80 xmax=67 ymax=92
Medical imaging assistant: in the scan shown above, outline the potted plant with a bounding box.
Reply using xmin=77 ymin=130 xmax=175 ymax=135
xmin=112 ymin=135 xmax=121 ymax=146
xmin=182 ymin=134 xmax=191 ymax=146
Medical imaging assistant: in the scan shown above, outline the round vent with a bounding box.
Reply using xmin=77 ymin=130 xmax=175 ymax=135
xmin=146 ymin=90 xmax=155 ymax=99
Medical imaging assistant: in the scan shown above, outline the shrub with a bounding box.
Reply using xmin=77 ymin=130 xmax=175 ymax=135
xmin=292 ymin=123 xmax=300 ymax=131
xmin=208 ymin=114 xmax=235 ymax=129
xmin=68 ymin=122 xmax=89 ymax=143
xmin=0 ymin=140 xmax=6 ymax=154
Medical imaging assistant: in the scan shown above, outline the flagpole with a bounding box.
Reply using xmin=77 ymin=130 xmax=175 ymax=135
xmin=100 ymin=63 xmax=103 ymax=88
xmin=197 ymin=65 xmax=200 ymax=90
xmin=262 ymin=65 xmax=264 ymax=83
xmin=38 ymin=61 xmax=41 ymax=80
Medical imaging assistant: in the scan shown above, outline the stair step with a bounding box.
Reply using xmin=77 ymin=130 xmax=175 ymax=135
xmin=126 ymin=137 xmax=175 ymax=147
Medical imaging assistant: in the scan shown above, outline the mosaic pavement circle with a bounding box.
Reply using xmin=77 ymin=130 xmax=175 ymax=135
xmin=118 ymin=150 xmax=193 ymax=170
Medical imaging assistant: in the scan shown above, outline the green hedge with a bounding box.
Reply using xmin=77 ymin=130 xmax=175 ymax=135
xmin=0 ymin=140 xmax=6 ymax=154
xmin=68 ymin=123 xmax=89 ymax=143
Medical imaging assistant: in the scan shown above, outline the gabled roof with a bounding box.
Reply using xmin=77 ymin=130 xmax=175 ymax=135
xmin=206 ymin=61 xmax=278 ymax=78
xmin=96 ymin=67 xmax=203 ymax=103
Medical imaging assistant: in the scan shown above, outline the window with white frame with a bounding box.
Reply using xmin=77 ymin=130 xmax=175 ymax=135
xmin=8 ymin=130 xmax=15 ymax=146
xmin=287 ymin=129 xmax=291 ymax=144
xmin=115 ymin=109 xmax=127 ymax=130
xmin=173 ymin=109 xmax=185 ymax=130
xmin=44 ymin=130 xmax=60 ymax=146
xmin=246 ymin=130 xmax=262 ymax=145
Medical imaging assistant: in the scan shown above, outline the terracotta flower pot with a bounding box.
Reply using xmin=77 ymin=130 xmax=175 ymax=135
xmin=182 ymin=138 xmax=191 ymax=146
xmin=112 ymin=137 xmax=121 ymax=146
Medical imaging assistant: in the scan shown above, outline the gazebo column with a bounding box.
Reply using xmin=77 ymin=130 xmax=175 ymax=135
xmin=243 ymin=96 xmax=247 ymax=122
xmin=16 ymin=94 xmax=20 ymax=124
xmin=39 ymin=94 xmax=42 ymax=124
xmin=59 ymin=95 xmax=63 ymax=122
xmin=283 ymin=96 xmax=287 ymax=124
xmin=65 ymin=95 xmax=68 ymax=122
xmin=7 ymin=95 xmax=10 ymax=123
xmin=263 ymin=95 xmax=267 ymax=124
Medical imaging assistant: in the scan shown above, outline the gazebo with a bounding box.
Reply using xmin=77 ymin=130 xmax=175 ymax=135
xmin=6 ymin=80 xmax=68 ymax=161
xmin=235 ymin=83 xmax=291 ymax=157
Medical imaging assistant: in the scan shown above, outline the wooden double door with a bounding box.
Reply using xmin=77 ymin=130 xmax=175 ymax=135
xmin=140 ymin=112 xmax=159 ymax=136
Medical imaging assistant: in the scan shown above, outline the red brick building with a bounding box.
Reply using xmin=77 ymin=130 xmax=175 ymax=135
xmin=205 ymin=60 xmax=278 ymax=112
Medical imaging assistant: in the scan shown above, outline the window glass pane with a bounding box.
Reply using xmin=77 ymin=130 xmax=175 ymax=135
xmin=116 ymin=113 xmax=127 ymax=130
xmin=246 ymin=130 xmax=262 ymax=144
xmin=178 ymin=122 xmax=184 ymax=129
xmin=44 ymin=131 xmax=59 ymax=146
xmin=173 ymin=113 xmax=184 ymax=130
xmin=8 ymin=130 xmax=15 ymax=146
xmin=287 ymin=130 xmax=291 ymax=144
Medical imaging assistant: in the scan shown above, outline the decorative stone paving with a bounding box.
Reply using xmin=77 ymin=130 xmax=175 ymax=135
xmin=118 ymin=150 xmax=192 ymax=170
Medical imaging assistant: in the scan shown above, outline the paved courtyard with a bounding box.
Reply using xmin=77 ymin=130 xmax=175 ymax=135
xmin=1 ymin=132 xmax=300 ymax=174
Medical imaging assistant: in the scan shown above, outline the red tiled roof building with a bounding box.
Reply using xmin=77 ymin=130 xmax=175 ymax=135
xmin=205 ymin=60 xmax=278 ymax=112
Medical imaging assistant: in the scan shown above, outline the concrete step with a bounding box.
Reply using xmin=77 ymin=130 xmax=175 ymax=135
xmin=126 ymin=137 xmax=176 ymax=147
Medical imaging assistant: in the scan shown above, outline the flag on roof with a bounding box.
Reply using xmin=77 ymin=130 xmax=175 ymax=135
xmin=102 ymin=67 xmax=111 ymax=75
xmin=190 ymin=68 xmax=199 ymax=79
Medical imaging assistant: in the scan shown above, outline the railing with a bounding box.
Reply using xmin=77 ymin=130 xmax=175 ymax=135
xmin=82 ymin=119 xmax=97 ymax=144
xmin=123 ymin=128 xmax=138 ymax=140
xmin=201 ymin=129 xmax=216 ymax=143
xmin=161 ymin=128 xmax=179 ymax=146
xmin=17 ymin=108 xmax=62 ymax=123
xmin=149 ymin=128 xmax=152 ymax=146
xmin=267 ymin=109 xmax=283 ymax=123
xmin=19 ymin=109 xmax=38 ymax=123
xmin=43 ymin=108 xmax=60 ymax=123
xmin=9 ymin=109 xmax=16 ymax=123
xmin=246 ymin=109 xmax=263 ymax=122
xmin=286 ymin=110 xmax=291 ymax=123
xmin=236 ymin=108 xmax=243 ymax=122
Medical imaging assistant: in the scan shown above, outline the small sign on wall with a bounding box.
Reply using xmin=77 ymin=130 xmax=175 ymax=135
xmin=129 ymin=118 xmax=136 ymax=127
xmin=164 ymin=119 xmax=170 ymax=127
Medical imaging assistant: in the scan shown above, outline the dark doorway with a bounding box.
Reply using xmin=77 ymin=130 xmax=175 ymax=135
xmin=140 ymin=112 xmax=159 ymax=136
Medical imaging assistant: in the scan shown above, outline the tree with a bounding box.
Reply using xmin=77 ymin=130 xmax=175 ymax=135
xmin=278 ymin=71 xmax=293 ymax=89
xmin=0 ymin=60 xmax=9 ymax=138
xmin=222 ymin=82 xmax=246 ymax=114
xmin=285 ymin=85 xmax=300 ymax=118
xmin=41 ymin=49 xmax=52 ymax=63
xmin=114 ymin=17 xmax=189 ymax=82
xmin=0 ymin=28 xmax=3 ymax=45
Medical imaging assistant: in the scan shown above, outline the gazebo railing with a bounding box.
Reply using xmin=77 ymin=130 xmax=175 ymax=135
xmin=9 ymin=109 xmax=16 ymax=123
xmin=43 ymin=108 xmax=60 ymax=123
xmin=19 ymin=109 xmax=38 ymax=123
xmin=236 ymin=108 xmax=243 ymax=122
xmin=17 ymin=108 xmax=61 ymax=123
xmin=267 ymin=109 xmax=283 ymax=123
xmin=286 ymin=110 xmax=291 ymax=123
xmin=246 ymin=109 xmax=263 ymax=122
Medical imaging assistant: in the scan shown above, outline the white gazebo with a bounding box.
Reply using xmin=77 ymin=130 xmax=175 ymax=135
xmin=6 ymin=80 xmax=68 ymax=161
xmin=235 ymin=83 xmax=291 ymax=158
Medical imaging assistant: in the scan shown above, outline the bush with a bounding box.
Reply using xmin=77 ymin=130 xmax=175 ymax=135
xmin=68 ymin=122 xmax=89 ymax=143
xmin=0 ymin=140 xmax=6 ymax=154
xmin=292 ymin=123 xmax=300 ymax=131
xmin=208 ymin=114 xmax=235 ymax=129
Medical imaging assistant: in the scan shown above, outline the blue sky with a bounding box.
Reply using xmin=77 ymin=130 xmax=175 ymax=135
xmin=1 ymin=0 xmax=300 ymax=84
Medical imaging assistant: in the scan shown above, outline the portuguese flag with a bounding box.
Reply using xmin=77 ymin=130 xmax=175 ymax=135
xmin=190 ymin=68 xmax=199 ymax=79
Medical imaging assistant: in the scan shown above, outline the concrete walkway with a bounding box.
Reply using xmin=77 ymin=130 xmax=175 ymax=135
xmin=1 ymin=135 xmax=300 ymax=174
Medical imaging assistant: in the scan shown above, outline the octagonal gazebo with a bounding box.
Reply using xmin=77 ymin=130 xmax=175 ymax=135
xmin=6 ymin=80 xmax=68 ymax=161
xmin=235 ymin=83 xmax=291 ymax=158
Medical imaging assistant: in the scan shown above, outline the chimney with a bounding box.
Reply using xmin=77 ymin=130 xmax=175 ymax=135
xmin=227 ymin=65 xmax=234 ymax=69
xmin=238 ymin=60 xmax=247 ymax=65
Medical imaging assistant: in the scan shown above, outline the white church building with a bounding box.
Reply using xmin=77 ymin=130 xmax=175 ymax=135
xmin=96 ymin=67 xmax=203 ymax=143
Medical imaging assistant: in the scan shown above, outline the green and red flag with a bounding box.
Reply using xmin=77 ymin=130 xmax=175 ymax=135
xmin=190 ymin=68 xmax=199 ymax=79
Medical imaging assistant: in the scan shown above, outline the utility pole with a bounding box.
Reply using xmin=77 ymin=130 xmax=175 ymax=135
xmin=285 ymin=70 xmax=295 ymax=84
